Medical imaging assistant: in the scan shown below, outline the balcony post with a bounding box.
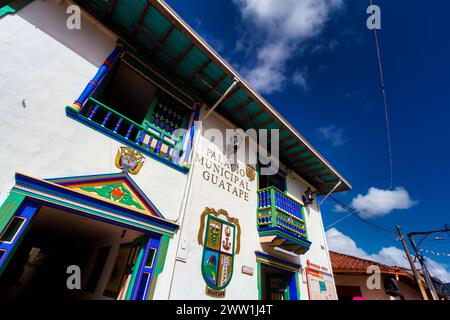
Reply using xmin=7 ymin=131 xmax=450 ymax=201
xmin=270 ymin=187 xmax=277 ymax=228
xmin=69 ymin=44 xmax=123 ymax=112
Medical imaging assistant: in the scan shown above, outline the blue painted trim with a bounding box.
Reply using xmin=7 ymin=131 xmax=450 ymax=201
xmin=66 ymin=107 xmax=189 ymax=175
xmin=0 ymin=201 xmax=39 ymax=277
xmin=183 ymin=104 xmax=201 ymax=162
xmin=14 ymin=173 xmax=179 ymax=235
xmin=288 ymin=272 xmax=299 ymax=300
xmin=131 ymin=236 xmax=161 ymax=300
xmin=260 ymin=226 xmax=312 ymax=248
xmin=255 ymin=251 xmax=302 ymax=270
xmin=74 ymin=45 xmax=123 ymax=107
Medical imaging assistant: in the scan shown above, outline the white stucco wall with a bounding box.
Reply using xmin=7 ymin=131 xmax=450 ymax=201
xmin=334 ymin=274 xmax=423 ymax=300
xmin=0 ymin=0 xmax=338 ymax=300
xmin=0 ymin=0 xmax=187 ymax=220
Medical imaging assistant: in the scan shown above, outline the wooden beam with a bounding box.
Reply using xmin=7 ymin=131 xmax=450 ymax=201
xmin=293 ymin=157 xmax=317 ymax=170
xmin=316 ymin=172 xmax=333 ymax=178
xmin=187 ymin=59 xmax=211 ymax=84
xmin=282 ymin=143 xmax=299 ymax=152
xmin=132 ymin=0 xmax=153 ymax=34
xmin=207 ymin=73 xmax=227 ymax=93
xmin=171 ymin=43 xmax=194 ymax=70
xmin=257 ymin=118 xmax=275 ymax=128
xmin=221 ymin=85 xmax=240 ymax=103
xmin=242 ymin=110 xmax=264 ymax=125
xmin=107 ymin=0 xmax=119 ymax=15
xmin=288 ymin=148 xmax=309 ymax=158
xmin=302 ymin=167 xmax=326 ymax=176
xmin=228 ymin=98 xmax=253 ymax=114
xmin=134 ymin=24 xmax=176 ymax=61
xmin=280 ymin=134 xmax=293 ymax=144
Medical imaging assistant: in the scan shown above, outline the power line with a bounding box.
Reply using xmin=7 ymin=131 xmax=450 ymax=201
xmin=369 ymin=0 xmax=394 ymax=190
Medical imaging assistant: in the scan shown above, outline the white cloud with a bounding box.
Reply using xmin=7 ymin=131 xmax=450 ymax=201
xmin=292 ymin=68 xmax=309 ymax=91
xmin=351 ymin=187 xmax=417 ymax=218
xmin=316 ymin=125 xmax=346 ymax=146
xmin=326 ymin=228 xmax=450 ymax=282
xmin=326 ymin=228 xmax=368 ymax=258
xmin=233 ymin=0 xmax=343 ymax=94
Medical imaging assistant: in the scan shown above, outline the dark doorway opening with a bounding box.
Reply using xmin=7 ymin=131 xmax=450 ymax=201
xmin=260 ymin=264 xmax=298 ymax=300
xmin=0 ymin=205 xmax=144 ymax=300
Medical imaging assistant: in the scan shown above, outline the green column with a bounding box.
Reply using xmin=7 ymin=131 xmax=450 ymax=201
xmin=0 ymin=191 xmax=25 ymax=235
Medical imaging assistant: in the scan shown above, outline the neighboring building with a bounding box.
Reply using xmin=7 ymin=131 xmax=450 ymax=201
xmin=0 ymin=0 xmax=351 ymax=300
xmin=330 ymin=251 xmax=427 ymax=300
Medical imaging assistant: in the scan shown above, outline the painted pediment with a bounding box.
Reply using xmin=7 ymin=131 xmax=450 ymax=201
xmin=46 ymin=173 xmax=164 ymax=218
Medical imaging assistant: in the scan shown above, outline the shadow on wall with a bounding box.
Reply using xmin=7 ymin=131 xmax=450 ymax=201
xmin=17 ymin=0 xmax=117 ymax=67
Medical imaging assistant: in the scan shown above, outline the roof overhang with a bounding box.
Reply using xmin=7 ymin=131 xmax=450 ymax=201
xmin=75 ymin=0 xmax=351 ymax=194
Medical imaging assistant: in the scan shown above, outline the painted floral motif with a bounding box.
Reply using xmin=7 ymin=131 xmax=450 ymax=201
xmin=81 ymin=183 xmax=145 ymax=210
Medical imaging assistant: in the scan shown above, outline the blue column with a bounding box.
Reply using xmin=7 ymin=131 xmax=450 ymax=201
xmin=71 ymin=44 xmax=123 ymax=112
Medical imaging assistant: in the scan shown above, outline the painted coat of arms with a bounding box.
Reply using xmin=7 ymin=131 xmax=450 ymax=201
xmin=115 ymin=146 xmax=145 ymax=175
xmin=198 ymin=208 xmax=241 ymax=297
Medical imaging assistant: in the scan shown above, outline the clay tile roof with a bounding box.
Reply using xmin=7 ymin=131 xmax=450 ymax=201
xmin=330 ymin=251 xmax=410 ymax=277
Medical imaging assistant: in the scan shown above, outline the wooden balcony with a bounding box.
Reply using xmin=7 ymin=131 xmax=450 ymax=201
xmin=257 ymin=186 xmax=311 ymax=254
xmin=67 ymin=97 xmax=188 ymax=173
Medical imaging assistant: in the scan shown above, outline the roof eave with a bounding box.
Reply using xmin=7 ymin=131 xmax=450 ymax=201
xmin=153 ymin=0 xmax=352 ymax=192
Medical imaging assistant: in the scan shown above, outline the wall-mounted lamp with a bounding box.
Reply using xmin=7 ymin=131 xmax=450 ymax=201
xmin=302 ymin=187 xmax=316 ymax=207
xmin=232 ymin=135 xmax=242 ymax=155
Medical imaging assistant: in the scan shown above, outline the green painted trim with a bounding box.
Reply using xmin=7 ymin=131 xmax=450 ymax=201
xmin=295 ymin=272 xmax=301 ymax=300
xmin=0 ymin=191 xmax=25 ymax=234
xmin=12 ymin=187 xmax=175 ymax=237
xmin=301 ymin=206 xmax=309 ymax=239
xmin=258 ymin=229 xmax=310 ymax=246
xmin=125 ymin=245 xmax=145 ymax=300
xmin=0 ymin=0 xmax=33 ymax=18
xmin=148 ymin=235 xmax=170 ymax=300
xmin=270 ymin=187 xmax=276 ymax=228
xmin=88 ymin=97 xmax=176 ymax=147
xmin=257 ymin=262 xmax=262 ymax=300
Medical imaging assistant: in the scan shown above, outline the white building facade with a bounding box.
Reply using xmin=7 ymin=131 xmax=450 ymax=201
xmin=0 ymin=0 xmax=351 ymax=300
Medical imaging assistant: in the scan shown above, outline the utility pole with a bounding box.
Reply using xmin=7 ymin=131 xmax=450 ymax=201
xmin=407 ymin=226 xmax=450 ymax=301
xmin=396 ymin=225 xmax=429 ymax=300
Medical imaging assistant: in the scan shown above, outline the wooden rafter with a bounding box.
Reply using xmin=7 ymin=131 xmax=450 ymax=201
xmin=257 ymin=118 xmax=275 ymax=129
xmin=228 ymin=98 xmax=253 ymax=114
xmin=302 ymin=167 xmax=326 ymax=176
xmin=316 ymin=172 xmax=333 ymax=178
xmin=294 ymin=158 xmax=318 ymax=170
xmin=149 ymin=24 xmax=175 ymax=57
xmin=107 ymin=0 xmax=119 ymax=15
xmin=280 ymin=134 xmax=293 ymax=144
xmin=288 ymin=149 xmax=309 ymax=158
xmin=171 ymin=43 xmax=194 ymax=70
xmin=282 ymin=142 xmax=299 ymax=152
xmin=134 ymin=24 xmax=177 ymax=60
xmin=221 ymin=85 xmax=241 ymax=103
xmin=187 ymin=59 xmax=211 ymax=84
xmin=132 ymin=0 xmax=153 ymax=34
xmin=242 ymin=110 xmax=264 ymax=125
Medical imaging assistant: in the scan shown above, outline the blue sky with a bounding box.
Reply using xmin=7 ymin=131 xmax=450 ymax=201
xmin=166 ymin=0 xmax=450 ymax=281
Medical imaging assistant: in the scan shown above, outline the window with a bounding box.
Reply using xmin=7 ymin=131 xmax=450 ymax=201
xmin=145 ymin=248 xmax=156 ymax=268
xmin=0 ymin=216 xmax=26 ymax=243
xmin=258 ymin=167 xmax=287 ymax=192
xmin=72 ymin=49 xmax=194 ymax=168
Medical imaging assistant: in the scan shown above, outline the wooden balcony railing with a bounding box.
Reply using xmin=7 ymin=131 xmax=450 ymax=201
xmin=79 ymin=97 xmax=184 ymax=169
xmin=257 ymin=186 xmax=311 ymax=254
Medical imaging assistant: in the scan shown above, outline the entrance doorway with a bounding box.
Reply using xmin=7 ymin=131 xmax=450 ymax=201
xmin=260 ymin=264 xmax=298 ymax=300
xmin=0 ymin=205 xmax=145 ymax=300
